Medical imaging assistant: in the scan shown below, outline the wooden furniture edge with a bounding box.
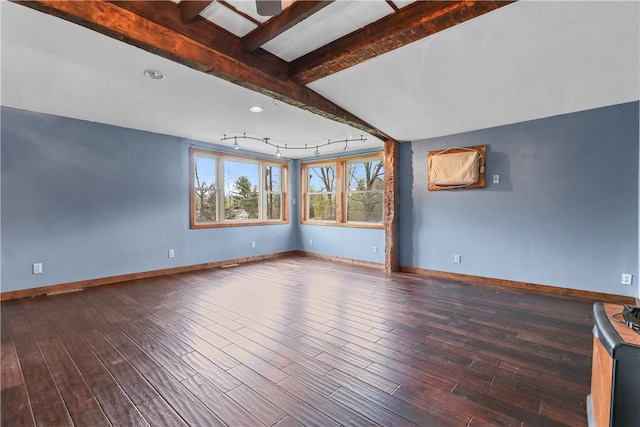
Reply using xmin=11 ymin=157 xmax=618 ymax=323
xmin=399 ymin=266 xmax=635 ymax=304
xmin=0 ymin=251 xmax=297 ymax=301
xmin=590 ymin=336 xmax=613 ymax=427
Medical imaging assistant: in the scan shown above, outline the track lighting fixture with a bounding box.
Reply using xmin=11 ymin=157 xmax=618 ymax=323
xmin=220 ymin=134 xmax=367 ymax=158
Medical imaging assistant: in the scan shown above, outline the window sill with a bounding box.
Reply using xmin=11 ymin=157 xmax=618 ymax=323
xmin=300 ymin=221 xmax=383 ymax=229
xmin=191 ymin=220 xmax=289 ymax=229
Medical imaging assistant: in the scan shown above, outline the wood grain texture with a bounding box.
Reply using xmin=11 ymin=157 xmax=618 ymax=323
xmin=242 ymin=1 xmax=333 ymax=52
xmin=178 ymin=0 xmax=212 ymax=24
xmin=290 ymin=1 xmax=516 ymax=84
xmin=2 ymin=256 xmax=597 ymax=426
xmin=590 ymin=337 xmax=613 ymax=427
xmin=401 ymin=265 xmax=635 ymax=304
xmin=384 ymin=139 xmax=400 ymax=272
xmin=0 ymin=250 xmax=297 ymax=301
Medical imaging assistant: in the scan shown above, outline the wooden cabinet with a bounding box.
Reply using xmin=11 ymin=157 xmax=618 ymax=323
xmin=587 ymin=303 xmax=640 ymax=427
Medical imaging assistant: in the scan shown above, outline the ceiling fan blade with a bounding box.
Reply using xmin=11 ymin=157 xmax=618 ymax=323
xmin=256 ymin=0 xmax=282 ymax=16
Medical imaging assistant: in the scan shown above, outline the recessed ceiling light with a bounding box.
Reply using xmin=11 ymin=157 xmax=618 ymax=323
xmin=143 ymin=69 xmax=165 ymax=80
xmin=249 ymin=106 xmax=263 ymax=113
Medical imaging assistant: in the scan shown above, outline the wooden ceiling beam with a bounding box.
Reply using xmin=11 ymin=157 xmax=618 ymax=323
xmin=178 ymin=0 xmax=212 ymax=24
xmin=242 ymin=0 xmax=334 ymax=53
xmin=111 ymin=0 xmax=288 ymax=80
xmin=290 ymin=0 xmax=515 ymax=84
xmin=13 ymin=0 xmax=390 ymax=141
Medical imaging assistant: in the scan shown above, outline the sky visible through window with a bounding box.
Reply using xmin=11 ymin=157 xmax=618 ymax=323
xmin=309 ymin=165 xmax=335 ymax=192
xmin=224 ymin=160 xmax=260 ymax=194
xmin=349 ymin=162 xmax=371 ymax=190
xmin=195 ymin=157 xmax=216 ymax=187
xmin=196 ymin=158 xmax=261 ymax=188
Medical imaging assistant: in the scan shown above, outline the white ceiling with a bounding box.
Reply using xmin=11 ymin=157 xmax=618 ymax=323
xmin=1 ymin=1 xmax=639 ymax=159
xmin=309 ymin=0 xmax=640 ymax=141
xmin=261 ymin=1 xmax=394 ymax=61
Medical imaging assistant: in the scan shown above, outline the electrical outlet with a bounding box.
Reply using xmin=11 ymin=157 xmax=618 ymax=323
xmin=373 ymin=246 xmax=378 ymax=254
xmin=622 ymin=273 xmax=633 ymax=285
xmin=493 ymin=174 xmax=500 ymax=184
xmin=454 ymin=254 xmax=461 ymax=264
xmin=33 ymin=263 xmax=43 ymax=274
xmin=251 ymin=241 xmax=256 ymax=249
xmin=309 ymin=239 xmax=313 ymax=246
xmin=168 ymin=250 xmax=174 ymax=258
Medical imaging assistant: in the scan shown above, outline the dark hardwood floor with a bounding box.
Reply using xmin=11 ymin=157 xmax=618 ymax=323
xmin=1 ymin=256 xmax=596 ymax=426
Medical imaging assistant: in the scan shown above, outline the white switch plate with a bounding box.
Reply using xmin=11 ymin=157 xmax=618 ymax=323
xmin=168 ymin=249 xmax=175 ymax=258
xmin=621 ymin=273 xmax=633 ymax=285
xmin=33 ymin=263 xmax=43 ymax=274
xmin=309 ymin=239 xmax=313 ymax=245
xmin=454 ymin=254 xmax=461 ymax=264
xmin=251 ymin=241 xmax=256 ymax=249
xmin=493 ymin=174 xmax=500 ymax=184
xmin=373 ymin=246 xmax=378 ymax=254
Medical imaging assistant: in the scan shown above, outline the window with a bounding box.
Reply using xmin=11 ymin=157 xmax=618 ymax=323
xmin=193 ymin=154 xmax=218 ymax=223
xmin=307 ymin=164 xmax=336 ymax=221
xmin=224 ymin=160 xmax=259 ymax=220
xmin=191 ymin=148 xmax=287 ymax=228
xmin=346 ymin=159 xmax=384 ymax=223
xmin=264 ymin=164 xmax=282 ymax=220
xmin=302 ymin=154 xmax=384 ymax=227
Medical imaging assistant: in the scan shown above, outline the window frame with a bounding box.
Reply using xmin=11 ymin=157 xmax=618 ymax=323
xmin=190 ymin=147 xmax=288 ymax=229
xmin=305 ymin=162 xmax=338 ymax=223
xmin=301 ymin=153 xmax=384 ymax=229
xmin=345 ymin=157 xmax=385 ymax=225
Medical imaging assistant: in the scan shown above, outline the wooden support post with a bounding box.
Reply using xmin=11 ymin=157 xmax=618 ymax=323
xmin=384 ymin=139 xmax=399 ymax=272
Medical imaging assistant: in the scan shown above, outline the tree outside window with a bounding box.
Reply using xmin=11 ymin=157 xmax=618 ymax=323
xmin=307 ymin=165 xmax=336 ymax=221
xmin=301 ymin=154 xmax=384 ymax=227
xmin=190 ymin=148 xmax=287 ymax=228
xmin=193 ymin=156 xmax=217 ymax=222
xmin=224 ymin=160 xmax=259 ymax=220
xmin=265 ymin=165 xmax=282 ymax=220
xmin=347 ymin=160 xmax=384 ymax=223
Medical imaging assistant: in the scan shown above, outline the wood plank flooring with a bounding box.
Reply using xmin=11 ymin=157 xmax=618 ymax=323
xmin=1 ymin=256 xmax=597 ymax=426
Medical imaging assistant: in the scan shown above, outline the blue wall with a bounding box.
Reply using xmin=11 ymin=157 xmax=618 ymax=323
xmin=294 ymin=149 xmax=386 ymax=265
xmin=399 ymin=102 xmax=639 ymax=297
xmin=298 ymin=225 xmax=385 ymax=264
xmin=3 ymin=103 xmax=639 ymax=297
xmin=1 ymin=107 xmax=296 ymax=293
